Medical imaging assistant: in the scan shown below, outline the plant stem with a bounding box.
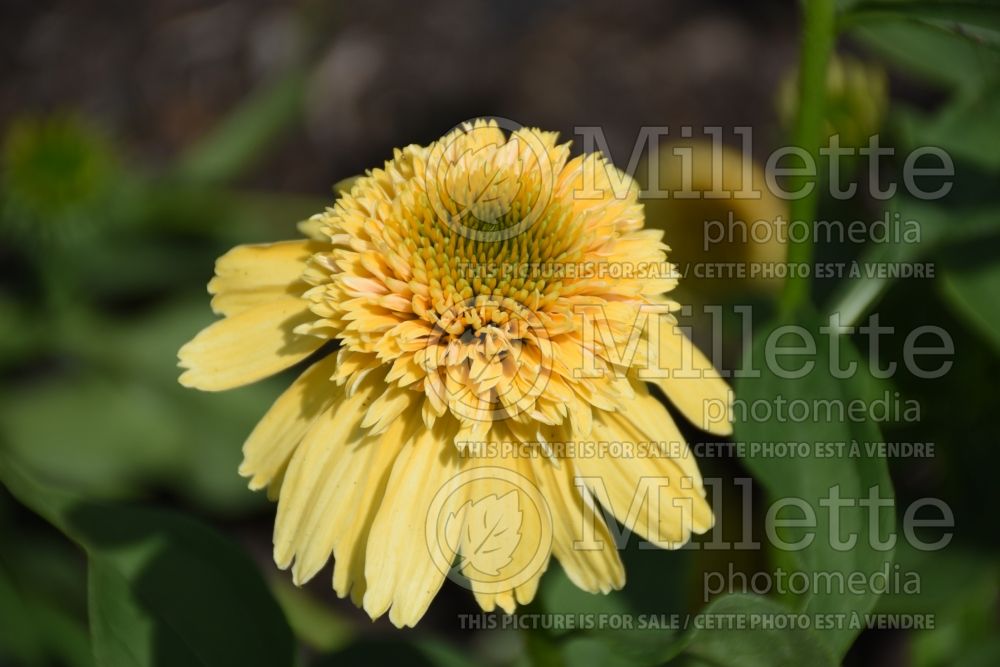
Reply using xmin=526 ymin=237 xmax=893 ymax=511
xmin=780 ymin=0 xmax=838 ymax=317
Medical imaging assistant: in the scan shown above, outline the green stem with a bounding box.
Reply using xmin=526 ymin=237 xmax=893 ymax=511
xmin=780 ymin=0 xmax=838 ymax=317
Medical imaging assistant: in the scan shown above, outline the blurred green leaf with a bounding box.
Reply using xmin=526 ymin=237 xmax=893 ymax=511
xmin=0 ymin=371 xmax=271 ymax=512
xmin=679 ymin=594 xmax=835 ymax=667
xmin=0 ymin=376 xmax=181 ymax=498
xmin=540 ymin=566 xmax=630 ymax=622
xmin=0 ymin=292 xmax=42 ymax=366
xmin=0 ymin=563 xmax=95 ymax=667
xmin=0 ymin=297 xmax=290 ymax=512
xmin=269 ymin=578 xmax=353 ymax=653
xmin=897 ymin=83 xmax=1000 ymax=172
xmin=560 ymin=631 xmax=684 ymax=667
xmin=0 ymin=457 xmax=295 ymax=667
xmin=842 ymin=1 xmax=1000 ymax=34
xmin=313 ymin=638 xmax=478 ymax=667
xmin=734 ymin=310 xmax=895 ymax=659
xmin=878 ymin=544 xmax=999 ymax=667
xmin=876 ymin=542 xmax=997 ymax=616
xmin=540 ymin=561 xmax=688 ymax=667
xmin=826 ymin=200 xmax=1000 ymax=327
xmin=851 ymin=21 xmax=999 ymax=90
xmin=177 ymin=71 xmax=307 ymax=185
xmin=940 ymin=258 xmax=1000 ymax=352
xmin=0 ymin=563 xmax=45 ymax=664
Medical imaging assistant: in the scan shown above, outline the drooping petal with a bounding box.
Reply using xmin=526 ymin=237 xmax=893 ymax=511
xmin=363 ymin=422 xmax=464 ymax=628
xmin=178 ymin=297 xmax=324 ymax=391
xmin=330 ymin=410 xmax=423 ymax=604
xmin=647 ymin=320 xmax=733 ymax=436
xmin=275 ymin=380 xmax=422 ymax=600
xmin=616 ymin=383 xmax=707 ymax=488
xmin=239 ymin=353 xmax=339 ymax=490
xmin=208 ymin=240 xmax=325 ymax=316
xmin=603 ymin=409 xmax=714 ymax=535
xmin=573 ymin=404 xmax=713 ymax=549
xmin=461 ymin=453 xmax=552 ymax=614
xmin=272 ymin=371 xmax=384 ymax=571
xmin=530 ymin=454 xmax=624 ymax=594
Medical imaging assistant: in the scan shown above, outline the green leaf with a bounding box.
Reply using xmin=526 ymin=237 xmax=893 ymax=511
xmin=313 ymin=638 xmax=478 ymax=667
xmin=560 ymin=632 xmax=685 ymax=667
xmin=540 ymin=562 xmax=687 ymax=666
xmin=1 ymin=298 xmax=287 ymax=512
xmin=0 ymin=563 xmax=95 ymax=667
xmin=0 ymin=376 xmax=184 ymax=499
xmin=0 ymin=457 xmax=295 ymax=667
xmin=540 ymin=566 xmax=630 ymax=622
xmin=842 ymin=1 xmax=1000 ymax=33
xmin=851 ymin=21 xmax=999 ymax=90
xmin=825 ymin=200 xmax=1000 ymax=327
xmin=897 ymin=84 xmax=1000 ymax=172
xmin=877 ymin=544 xmax=999 ymax=667
xmin=681 ymin=595 xmax=836 ymax=667
xmin=734 ymin=309 xmax=895 ymax=659
xmin=269 ymin=578 xmax=354 ymax=653
xmin=941 ymin=258 xmax=1000 ymax=352
xmin=876 ymin=543 xmax=996 ymax=617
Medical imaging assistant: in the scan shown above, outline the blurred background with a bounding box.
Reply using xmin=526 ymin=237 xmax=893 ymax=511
xmin=1 ymin=1 xmax=998 ymax=666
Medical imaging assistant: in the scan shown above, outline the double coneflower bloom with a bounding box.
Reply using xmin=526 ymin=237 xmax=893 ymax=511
xmin=179 ymin=120 xmax=731 ymax=627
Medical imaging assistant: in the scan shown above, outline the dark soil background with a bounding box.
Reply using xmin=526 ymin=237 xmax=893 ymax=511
xmin=0 ymin=0 xmax=798 ymax=191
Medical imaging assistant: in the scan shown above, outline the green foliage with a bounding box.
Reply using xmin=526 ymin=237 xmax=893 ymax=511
xmin=1 ymin=0 xmax=999 ymax=664
xmin=680 ymin=595 xmax=836 ymax=667
xmin=0 ymin=458 xmax=295 ymax=667
xmin=735 ymin=310 xmax=896 ymax=658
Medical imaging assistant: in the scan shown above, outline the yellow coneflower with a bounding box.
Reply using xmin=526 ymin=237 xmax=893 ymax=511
xmin=179 ymin=120 xmax=732 ymax=627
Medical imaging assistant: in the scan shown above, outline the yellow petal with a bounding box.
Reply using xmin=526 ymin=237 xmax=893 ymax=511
xmin=239 ymin=353 xmax=339 ymax=490
xmin=603 ymin=406 xmax=714 ymax=534
xmin=462 ymin=454 xmax=552 ymax=613
xmin=647 ymin=321 xmax=733 ymax=436
xmin=208 ymin=240 xmax=324 ymax=316
xmin=272 ymin=371 xmax=382 ymax=572
xmin=574 ymin=410 xmax=713 ymax=549
xmin=363 ymin=424 xmax=463 ymax=628
xmin=618 ymin=383 xmax=705 ymax=486
xmin=530 ymin=455 xmax=624 ymax=594
xmin=297 ymin=217 xmax=325 ymax=241
xmin=330 ymin=411 xmax=422 ymax=604
xmin=178 ymin=297 xmax=324 ymax=391
xmin=360 ymin=384 xmax=416 ymax=435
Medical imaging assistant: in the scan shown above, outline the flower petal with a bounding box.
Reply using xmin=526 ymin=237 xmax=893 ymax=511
xmin=530 ymin=455 xmax=624 ymax=594
xmin=239 ymin=353 xmax=339 ymax=491
xmin=208 ymin=240 xmax=325 ymax=316
xmin=648 ymin=321 xmax=733 ymax=436
xmin=178 ymin=297 xmax=324 ymax=391
xmin=462 ymin=454 xmax=551 ymax=614
xmin=573 ymin=405 xmax=713 ymax=549
xmin=363 ymin=424 xmax=463 ymax=628
xmin=618 ymin=383 xmax=706 ymax=486
xmin=330 ymin=410 xmax=423 ymax=604
xmin=272 ymin=371 xmax=381 ymax=570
